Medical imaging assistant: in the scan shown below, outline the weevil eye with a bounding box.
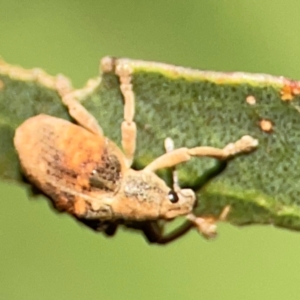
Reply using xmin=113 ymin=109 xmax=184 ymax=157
xmin=168 ymin=190 xmax=179 ymax=203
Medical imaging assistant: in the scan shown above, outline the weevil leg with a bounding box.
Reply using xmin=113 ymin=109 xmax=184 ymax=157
xmin=142 ymin=206 xmax=231 ymax=243
xmin=186 ymin=205 xmax=231 ymax=239
xmin=149 ymin=138 xmax=232 ymax=242
xmin=134 ymin=138 xmax=193 ymax=244
xmin=115 ymin=62 xmax=137 ymax=167
xmin=141 ymin=220 xmax=194 ymax=245
xmin=76 ymin=218 xmax=119 ymax=237
xmin=145 ymin=135 xmax=258 ymax=172
xmin=62 ymin=93 xmax=104 ymax=136
xmin=141 ymin=205 xmax=231 ymax=244
xmin=104 ymin=223 xmax=119 ymax=237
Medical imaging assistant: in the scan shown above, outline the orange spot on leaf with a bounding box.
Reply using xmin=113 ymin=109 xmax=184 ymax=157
xmin=246 ymin=95 xmax=256 ymax=105
xmin=281 ymin=80 xmax=300 ymax=101
xmin=260 ymin=119 xmax=273 ymax=133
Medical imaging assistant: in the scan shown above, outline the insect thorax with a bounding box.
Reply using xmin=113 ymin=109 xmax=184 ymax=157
xmin=122 ymin=169 xmax=167 ymax=204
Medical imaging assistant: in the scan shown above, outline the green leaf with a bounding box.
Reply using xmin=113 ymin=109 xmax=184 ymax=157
xmin=2 ymin=57 xmax=300 ymax=232
xmin=0 ymin=60 xmax=72 ymax=181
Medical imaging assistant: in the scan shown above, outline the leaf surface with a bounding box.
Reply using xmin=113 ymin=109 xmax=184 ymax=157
xmin=2 ymin=57 xmax=300 ymax=231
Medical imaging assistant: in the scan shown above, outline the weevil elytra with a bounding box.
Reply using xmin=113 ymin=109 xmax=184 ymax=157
xmin=14 ymin=58 xmax=258 ymax=244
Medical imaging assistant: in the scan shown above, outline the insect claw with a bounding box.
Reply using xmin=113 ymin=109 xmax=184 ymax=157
xmin=187 ymin=214 xmax=218 ymax=239
xmin=187 ymin=206 xmax=231 ymax=239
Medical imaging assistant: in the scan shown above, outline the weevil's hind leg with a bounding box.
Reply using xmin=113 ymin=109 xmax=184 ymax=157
xmin=62 ymin=93 xmax=104 ymax=136
xmin=115 ymin=63 xmax=137 ymax=167
xmin=145 ymin=135 xmax=258 ymax=172
xmin=141 ymin=221 xmax=193 ymax=245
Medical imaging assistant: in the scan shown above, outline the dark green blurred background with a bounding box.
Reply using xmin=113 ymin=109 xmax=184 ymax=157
xmin=1 ymin=1 xmax=300 ymax=299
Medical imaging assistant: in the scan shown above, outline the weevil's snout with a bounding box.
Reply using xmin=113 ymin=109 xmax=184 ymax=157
xmin=161 ymin=188 xmax=196 ymax=219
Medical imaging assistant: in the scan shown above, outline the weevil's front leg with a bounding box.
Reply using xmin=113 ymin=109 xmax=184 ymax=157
xmin=115 ymin=63 xmax=137 ymax=167
xmin=164 ymin=138 xmax=231 ymax=239
xmin=137 ymin=139 xmax=194 ymax=244
xmin=144 ymin=135 xmax=258 ymax=172
xmin=62 ymin=93 xmax=104 ymax=136
xmin=186 ymin=206 xmax=231 ymax=239
xmin=142 ymin=206 xmax=231 ymax=243
xmin=141 ymin=221 xmax=194 ymax=245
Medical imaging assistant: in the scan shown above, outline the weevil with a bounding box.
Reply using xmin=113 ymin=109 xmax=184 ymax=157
xmin=14 ymin=58 xmax=258 ymax=244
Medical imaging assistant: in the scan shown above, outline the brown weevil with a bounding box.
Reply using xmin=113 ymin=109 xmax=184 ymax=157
xmin=14 ymin=58 xmax=258 ymax=244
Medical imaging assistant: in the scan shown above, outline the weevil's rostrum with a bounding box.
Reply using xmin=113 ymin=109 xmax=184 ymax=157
xmin=14 ymin=57 xmax=258 ymax=244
